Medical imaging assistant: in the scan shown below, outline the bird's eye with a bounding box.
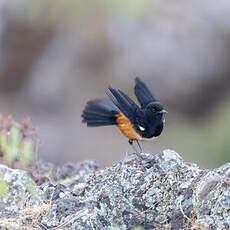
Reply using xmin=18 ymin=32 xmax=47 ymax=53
xmin=139 ymin=125 xmax=145 ymax=131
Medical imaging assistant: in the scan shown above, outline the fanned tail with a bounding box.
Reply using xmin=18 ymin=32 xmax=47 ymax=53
xmin=82 ymin=98 xmax=120 ymax=127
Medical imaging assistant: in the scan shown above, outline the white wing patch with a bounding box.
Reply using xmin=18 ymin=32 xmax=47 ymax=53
xmin=139 ymin=125 xmax=145 ymax=131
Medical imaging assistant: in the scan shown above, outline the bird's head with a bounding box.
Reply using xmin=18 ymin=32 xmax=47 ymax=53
xmin=146 ymin=102 xmax=166 ymax=114
xmin=146 ymin=101 xmax=167 ymax=124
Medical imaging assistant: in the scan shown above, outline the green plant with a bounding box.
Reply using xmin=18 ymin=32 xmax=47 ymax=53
xmin=134 ymin=227 xmax=144 ymax=230
xmin=0 ymin=172 xmax=9 ymax=199
xmin=0 ymin=115 xmax=37 ymax=169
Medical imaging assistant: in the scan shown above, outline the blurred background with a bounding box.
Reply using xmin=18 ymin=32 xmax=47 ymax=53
xmin=0 ymin=0 xmax=230 ymax=168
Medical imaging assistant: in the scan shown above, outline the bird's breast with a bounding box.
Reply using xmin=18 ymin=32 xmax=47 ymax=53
xmin=116 ymin=113 xmax=142 ymax=141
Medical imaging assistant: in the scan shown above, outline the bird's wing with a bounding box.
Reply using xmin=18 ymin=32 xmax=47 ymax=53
xmin=134 ymin=77 xmax=156 ymax=108
xmin=107 ymin=86 xmax=140 ymax=123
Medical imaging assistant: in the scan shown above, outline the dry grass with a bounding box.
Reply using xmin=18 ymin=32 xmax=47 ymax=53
xmin=0 ymin=203 xmax=50 ymax=229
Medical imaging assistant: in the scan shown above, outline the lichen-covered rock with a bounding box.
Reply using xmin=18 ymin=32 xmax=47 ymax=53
xmin=0 ymin=164 xmax=43 ymax=210
xmin=193 ymin=163 xmax=230 ymax=229
xmin=31 ymin=160 xmax=100 ymax=187
xmin=0 ymin=150 xmax=229 ymax=229
xmin=0 ymin=160 xmax=99 ymax=229
xmin=64 ymin=150 xmax=202 ymax=229
xmin=0 ymin=164 xmax=45 ymax=229
xmin=41 ymin=150 xmax=230 ymax=229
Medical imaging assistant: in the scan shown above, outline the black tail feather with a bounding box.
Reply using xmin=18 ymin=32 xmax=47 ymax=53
xmin=82 ymin=98 xmax=120 ymax=127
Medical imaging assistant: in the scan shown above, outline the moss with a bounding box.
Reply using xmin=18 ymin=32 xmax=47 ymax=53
xmin=0 ymin=172 xmax=9 ymax=199
xmin=25 ymin=176 xmax=42 ymax=201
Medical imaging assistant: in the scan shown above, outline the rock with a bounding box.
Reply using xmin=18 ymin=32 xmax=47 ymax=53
xmin=0 ymin=160 xmax=99 ymax=229
xmin=0 ymin=164 xmax=43 ymax=210
xmin=0 ymin=150 xmax=229 ymax=229
xmin=0 ymin=164 xmax=45 ymax=229
xmin=31 ymin=160 xmax=100 ymax=188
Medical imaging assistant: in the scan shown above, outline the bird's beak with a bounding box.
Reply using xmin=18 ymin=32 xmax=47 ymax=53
xmin=161 ymin=109 xmax=168 ymax=114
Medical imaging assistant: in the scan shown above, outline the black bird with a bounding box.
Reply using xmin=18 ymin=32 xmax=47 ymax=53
xmin=82 ymin=77 xmax=167 ymax=152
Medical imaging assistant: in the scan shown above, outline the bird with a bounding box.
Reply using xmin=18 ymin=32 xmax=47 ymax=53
xmin=81 ymin=77 xmax=167 ymax=152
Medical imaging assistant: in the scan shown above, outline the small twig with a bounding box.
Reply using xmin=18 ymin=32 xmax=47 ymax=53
xmin=178 ymin=195 xmax=192 ymax=221
xmin=51 ymin=214 xmax=77 ymax=230
xmin=136 ymin=199 xmax=162 ymax=218
xmin=131 ymin=199 xmax=164 ymax=228
xmin=35 ymin=140 xmax=41 ymax=185
xmin=37 ymin=222 xmax=48 ymax=230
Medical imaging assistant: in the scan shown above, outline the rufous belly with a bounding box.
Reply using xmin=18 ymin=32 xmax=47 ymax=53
xmin=116 ymin=113 xmax=141 ymax=141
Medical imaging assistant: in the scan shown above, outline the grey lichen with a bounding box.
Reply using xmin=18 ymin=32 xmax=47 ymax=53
xmin=0 ymin=150 xmax=229 ymax=229
xmin=0 ymin=164 xmax=43 ymax=209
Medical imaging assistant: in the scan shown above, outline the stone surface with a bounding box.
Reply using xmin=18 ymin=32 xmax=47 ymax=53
xmin=0 ymin=150 xmax=229 ymax=229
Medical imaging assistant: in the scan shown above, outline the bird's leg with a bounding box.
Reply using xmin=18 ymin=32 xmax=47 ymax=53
xmin=129 ymin=140 xmax=137 ymax=152
xmin=136 ymin=140 xmax=142 ymax=153
xmin=129 ymin=140 xmax=144 ymax=160
xmin=129 ymin=140 xmax=138 ymax=153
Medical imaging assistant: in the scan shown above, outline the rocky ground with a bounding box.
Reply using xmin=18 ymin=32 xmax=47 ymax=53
xmin=0 ymin=149 xmax=229 ymax=229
